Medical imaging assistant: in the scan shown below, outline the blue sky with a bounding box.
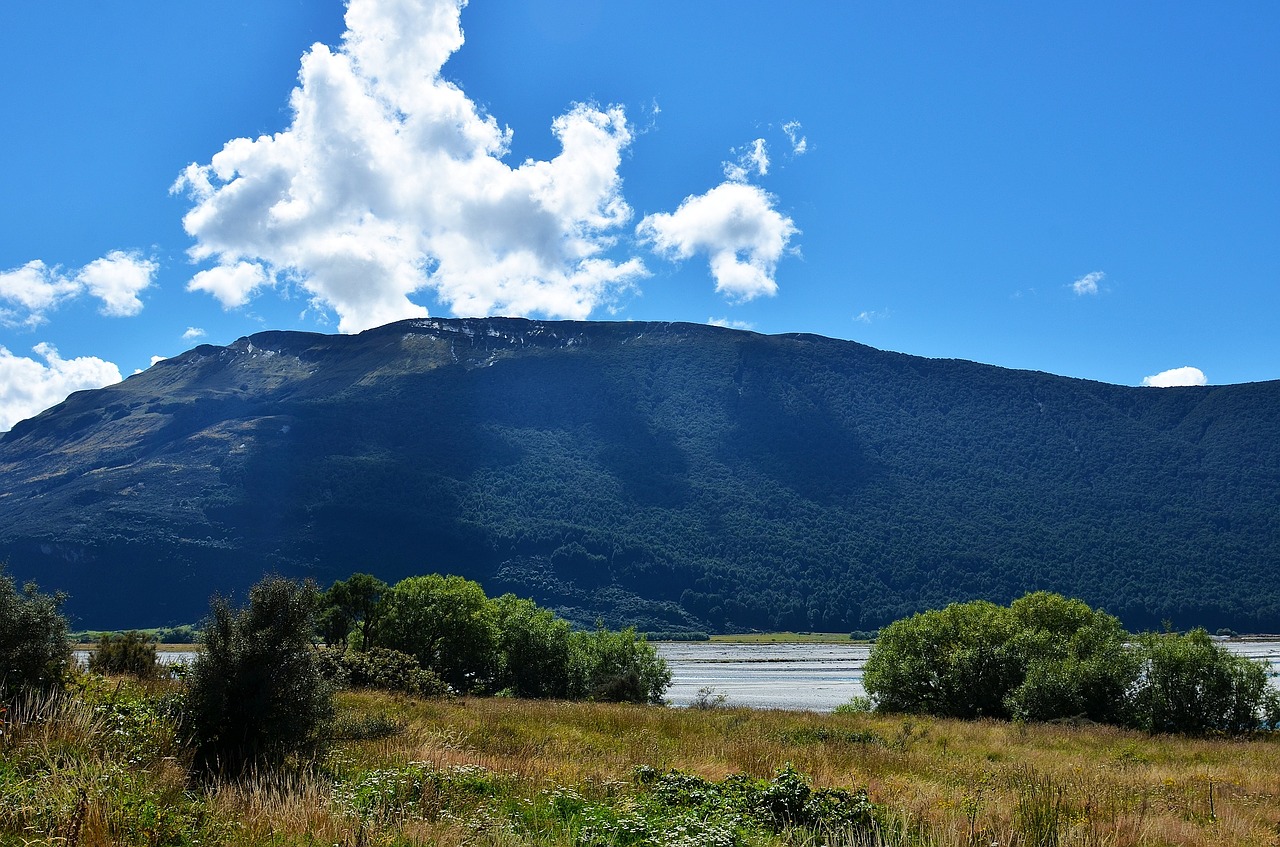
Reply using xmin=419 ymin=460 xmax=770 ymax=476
xmin=2 ymin=1 xmax=1278 ymax=429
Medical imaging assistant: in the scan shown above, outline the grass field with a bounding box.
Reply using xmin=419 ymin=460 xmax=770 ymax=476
xmin=4 ymin=673 xmax=1280 ymax=847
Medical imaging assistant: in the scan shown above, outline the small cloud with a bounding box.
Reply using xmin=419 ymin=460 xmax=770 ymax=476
xmin=1071 ymin=271 xmax=1105 ymax=296
xmin=182 ymin=326 xmax=207 ymax=341
xmin=0 ymin=252 xmax=156 ymax=325
xmin=150 ymin=355 xmax=167 ymax=367
xmin=0 ymin=343 xmax=122 ymax=431
xmin=708 ymin=316 xmax=755 ymax=331
xmin=187 ymin=261 xmax=272 ymax=309
xmin=782 ymin=121 xmax=807 ymax=155
xmin=1142 ymin=366 xmax=1208 ymax=388
xmin=638 ymin=182 xmax=798 ymax=302
xmin=76 ymin=251 xmax=158 ymax=317
xmin=723 ymin=138 xmax=769 ymax=182
xmin=854 ymin=309 xmax=890 ymax=324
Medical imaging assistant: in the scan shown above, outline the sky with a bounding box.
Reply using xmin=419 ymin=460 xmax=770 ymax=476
xmin=2 ymin=0 xmax=1278 ymax=430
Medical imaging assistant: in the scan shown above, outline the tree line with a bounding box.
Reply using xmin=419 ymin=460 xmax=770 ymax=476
xmin=862 ymin=591 xmax=1280 ymax=735
xmin=0 ymin=566 xmax=669 ymax=776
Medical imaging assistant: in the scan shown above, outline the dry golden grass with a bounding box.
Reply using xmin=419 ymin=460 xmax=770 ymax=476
xmin=330 ymin=692 xmax=1280 ymax=847
xmin=5 ymin=683 xmax=1280 ymax=846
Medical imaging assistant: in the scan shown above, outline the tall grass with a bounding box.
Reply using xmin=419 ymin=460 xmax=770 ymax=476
xmin=3 ymin=679 xmax=1279 ymax=846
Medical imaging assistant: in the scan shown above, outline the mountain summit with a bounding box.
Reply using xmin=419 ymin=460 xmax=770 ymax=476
xmin=2 ymin=317 xmax=1277 ymax=631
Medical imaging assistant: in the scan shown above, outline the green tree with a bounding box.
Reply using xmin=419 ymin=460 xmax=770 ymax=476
xmin=490 ymin=593 xmax=573 ymax=698
xmin=1003 ymin=592 xmax=1139 ymax=724
xmin=568 ymin=624 xmax=671 ymax=705
xmin=0 ymin=568 xmax=70 ymax=699
xmin=373 ymin=574 xmax=497 ymax=693
xmin=1130 ymin=628 xmax=1278 ymax=735
xmin=863 ymin=599 xmax=1020 ymax=718
xmin=185 ymin=577 xmax=333 ymax=775
xmin=88 ymin=630 xmax=158 ymax=679
xmin=319 ymin=572 xmax=387 ymax=648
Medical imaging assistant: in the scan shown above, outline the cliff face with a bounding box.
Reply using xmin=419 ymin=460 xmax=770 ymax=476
xmin=2 ymin=317 xmax=1278 ymax=632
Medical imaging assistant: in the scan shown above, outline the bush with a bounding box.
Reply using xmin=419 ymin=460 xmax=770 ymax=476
xmin=491 ymin=594 xmax=574 ymax=698
xmin=316 ymin=646 xmax=449 ymax=697
xmin=88 ymin=630 xmax=158 ymax=679
xmin=568 ymin=625 xmax=671 ymax=704
xmin=0 ymin=568 xmax=70 ymax=699
xmin=865 ymin=592 xmax=1280 ymax=735
xmin=373 ymin=574 xmax=497 ymax=693
xmin=184 ymin=576 xmax=333 ymax=775
xmin=1130 ymin=628 xmax=1279 ymax=735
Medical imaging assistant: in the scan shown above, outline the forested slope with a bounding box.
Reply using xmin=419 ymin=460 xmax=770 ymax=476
xmin=1 ymin=317 xmax=1276 ymax=631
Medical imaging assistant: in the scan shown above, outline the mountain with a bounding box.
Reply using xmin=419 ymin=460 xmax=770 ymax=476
xmin=2 ymin=317 xmax=1278 ymax=632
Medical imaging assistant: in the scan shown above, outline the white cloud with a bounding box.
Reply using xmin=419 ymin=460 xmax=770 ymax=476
xmin=1142 ymin=366 xmax=1208 ymax=388
xmin=0 ymin=260 xmax=80 ymax=326
xmin=0 ymin=253 xmax=156 ymax=325
xmin=723 ymin=138 xmax=769 ymax=182
xmin=782 ymin=121 xmax=807 ymax=155
xmin=638 ymin=182 xmax=798 ymax=302
xmin=182 ymin=326 xmax=206 ymax=340
xmin=0 ymin=343 xmax=122 ymax=431
xmin=854 ymin=309 xmax=890 ymax=324
xmin=172 ymin=0 xmax=648 ymax=332
xmin=1071 ymin=271 xmax=1104 ymax=296
xmin=708 ymin=316 xmax=754 ymax=330
xmin=75 ymin=250 xmax=157 ymax=316
xmin=187 ymin=261 xmax=272 ymax=309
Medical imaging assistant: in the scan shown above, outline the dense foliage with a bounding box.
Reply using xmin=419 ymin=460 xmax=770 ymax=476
xmin=4 ymin=318 xmax=1280 ymax=633
xmin=321 ymin=572 xmax=670 ymax=704
xmin=0 ymin=567 xmax=70 ymax=699
xmin=865 ymin=592 xmax=1280 ymax=735
xmin=88 ymin=630 xmax=159 ymax=678
xmin=185 ymin=576 xmax=333 ymax=774
xmin=315 ymin=645 xmax=449 ymax=697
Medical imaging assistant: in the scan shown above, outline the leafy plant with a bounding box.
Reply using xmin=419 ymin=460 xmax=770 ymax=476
xmin=0 ymin=567 xmax=70 ymax=699
xmin=184 ymin=576 xmax=333 ymax=775
xmin=88 ymin=630 xmax=159 ymax=679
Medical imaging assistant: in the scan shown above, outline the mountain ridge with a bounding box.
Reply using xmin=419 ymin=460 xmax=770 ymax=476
xmin=2 ymin=317 xmax=1277 ymax=632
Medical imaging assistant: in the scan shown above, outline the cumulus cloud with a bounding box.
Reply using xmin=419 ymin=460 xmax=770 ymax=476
xmin=0 ymin=343 xmax=122 ymax=431
xmin=782 ymin=121 xmax=807 ymax=155
xmin=1071 ymin=271 xmax=1104 ymax=296
xmin=182 ymin=326 xmax=206 ymax=340
xmin=0 ymin=252 xmax=157 ymax=325
xmin=638 ymin=182 xmax=797 ymax=301
xmin=708 ymin=316 xmax=754 ymax=330
xmin=172 ymin=0 xmax=649 ymax=332
xmin=1142 ymin=366 xmax=1208 ymax=388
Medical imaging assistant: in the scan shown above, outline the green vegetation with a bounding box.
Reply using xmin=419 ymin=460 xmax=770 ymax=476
xmin=0 ymin=567 xmax=70 ymax=699
xmin=88 ymin=630 xmax=159 ymax=679
xmin=185 ymin=576 xmax=334 ymax=775
xmin=4 ymin=681 xmax=1280 ymax=846
xmin=324 ymin=572 xmax=671 ymax=705
xmin=5 ymin=318 xmax=1280 ymax=635
xmin=865 ymin=592 xmax=1280 ymax=735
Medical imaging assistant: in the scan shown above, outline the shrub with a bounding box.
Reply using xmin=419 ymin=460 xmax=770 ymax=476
xmin=0 ymin=568 xmax=70 ymax=699
xmin=316 ymin=646 xmax=449 ymax=697
xmin=184 ymin=576 xmax=333 ymax=775
xmin=88 ymin=630 xmax=158 ymax=679
xmin=373 ymin=574 xmax=497 ymax=693
xmin=491 ymin=593 xmax=574 ymax=698
xmin=1130 ymin=628 xmax=1278 ymax=735
xmin=568 ymin=625 xmax=671 ymax=704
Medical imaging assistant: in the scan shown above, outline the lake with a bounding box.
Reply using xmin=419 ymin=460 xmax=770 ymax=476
xmin=72 ymin=639 xmax=1280 ymax=713
xmin=656 ymin=639 xmax=1280 ymax=712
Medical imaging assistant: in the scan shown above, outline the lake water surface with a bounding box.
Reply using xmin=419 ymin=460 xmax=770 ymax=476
xmin=72 ymin=640 xmax=1280 ymax=714
xmin=656 ymin=640 xmax=1280 ymax=712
